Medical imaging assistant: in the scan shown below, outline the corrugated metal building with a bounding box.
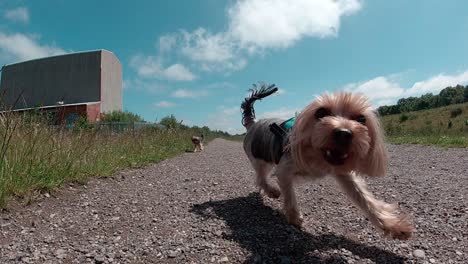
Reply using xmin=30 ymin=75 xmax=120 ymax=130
xmin=0 ymin=49 xmax=122 ymax=124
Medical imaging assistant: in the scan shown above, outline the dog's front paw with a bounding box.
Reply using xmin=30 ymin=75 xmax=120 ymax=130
xmin=265 ymin=187 xmax=281 ymax=199
xmin=286 ymin=213 xmax=304 ymax=228
xmin=382 ymin=216 xmax=414 ymax=240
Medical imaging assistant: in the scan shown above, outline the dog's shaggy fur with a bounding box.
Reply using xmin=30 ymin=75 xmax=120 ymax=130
xmin=241 ymin=84 xmax=414 ymax=240
xmin=191 ymin=134 xmax=204 ymax=152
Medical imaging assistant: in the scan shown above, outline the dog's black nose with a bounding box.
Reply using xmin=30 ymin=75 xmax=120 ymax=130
xmin=333 ymin=128 xmax=353 ymax=145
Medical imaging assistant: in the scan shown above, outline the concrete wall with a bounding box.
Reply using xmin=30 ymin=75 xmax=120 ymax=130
xmin=100 ymin=50 xmax=123 ymax=113
xmin=0 ymin=51 xmax=103 ymax=110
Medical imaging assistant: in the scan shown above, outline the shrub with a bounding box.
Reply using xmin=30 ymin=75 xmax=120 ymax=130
xmin=101 ymin=111 xmax=144 ymax=123
xmin=76 ymin=116 xmax=94 ymax=130
xmin=399 ymin=114 xmax=409 ymax=123
xmin=159 ymin=115 xmax=188 ymax=130
xmin=450 ymin=108 xmax=463 ymax=118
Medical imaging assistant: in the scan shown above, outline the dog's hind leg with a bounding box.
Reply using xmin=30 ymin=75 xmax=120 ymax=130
xmin=251 ymin=159 xmax=281 ymax=199
xmin=335 ymin=172 xmax=414 ymax=240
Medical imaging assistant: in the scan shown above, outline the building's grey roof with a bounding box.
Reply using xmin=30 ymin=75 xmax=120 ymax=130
xmin=1 ymin=49 xmax=119 ymax=68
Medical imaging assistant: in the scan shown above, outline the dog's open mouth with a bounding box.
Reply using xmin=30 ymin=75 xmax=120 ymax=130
xmin=321 ymin=148 xmax=349 ymax=165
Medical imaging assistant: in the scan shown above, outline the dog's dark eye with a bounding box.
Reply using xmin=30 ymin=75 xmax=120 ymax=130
xmin=355 ymin=115 xmax=366 ymax=124
xmin=315 ymin=107 xmax=331 ymax=119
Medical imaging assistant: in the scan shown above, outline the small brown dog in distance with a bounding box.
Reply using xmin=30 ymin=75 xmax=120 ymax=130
xmin=241 ymin=84 xmax=414 ymax=240
xmin=191 ymin=134 xmax=204 ymax=152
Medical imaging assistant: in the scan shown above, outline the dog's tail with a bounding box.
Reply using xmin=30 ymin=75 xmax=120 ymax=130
xmin=241 ymin=83 xmax=278 ymax=128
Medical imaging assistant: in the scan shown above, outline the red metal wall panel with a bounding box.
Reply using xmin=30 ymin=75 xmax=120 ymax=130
xmin=86 ymin=103 xmax=101 ymax=122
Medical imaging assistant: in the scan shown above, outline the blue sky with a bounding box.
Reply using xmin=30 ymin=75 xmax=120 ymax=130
xmin=1 ymin=0 xmax=467 ymax=134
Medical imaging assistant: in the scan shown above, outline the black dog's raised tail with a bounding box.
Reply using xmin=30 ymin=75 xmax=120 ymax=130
xmin=241 ymin=83 xmax=278 ymax=128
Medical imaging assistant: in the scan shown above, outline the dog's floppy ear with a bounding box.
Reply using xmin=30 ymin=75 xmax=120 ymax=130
xmin=361 ymin=110 xmax=388 ymax=177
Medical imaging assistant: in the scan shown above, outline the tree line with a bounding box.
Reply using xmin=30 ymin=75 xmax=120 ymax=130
xmin=377 ymin=85 xmax=468 ymax=116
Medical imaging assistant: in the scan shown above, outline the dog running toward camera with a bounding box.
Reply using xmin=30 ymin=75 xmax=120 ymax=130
xmin=241 ymin=83 xmax=414 ymax=240
xmin=191 ymin=134 xmax=204 ymax=152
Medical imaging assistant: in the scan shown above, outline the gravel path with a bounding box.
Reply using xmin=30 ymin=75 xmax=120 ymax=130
xmin=0 ymin=139 xmax=467 ymax=264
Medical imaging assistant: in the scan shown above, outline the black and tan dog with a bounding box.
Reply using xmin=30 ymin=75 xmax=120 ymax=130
xmin=241 ymin=83 xmax=413 ymax=240
xmin=191 ymin=134 xmax=204 ymax=152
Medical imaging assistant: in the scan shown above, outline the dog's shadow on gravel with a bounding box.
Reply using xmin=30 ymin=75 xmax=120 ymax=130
xmin=190 ymin=192 xmax=406 ymax=264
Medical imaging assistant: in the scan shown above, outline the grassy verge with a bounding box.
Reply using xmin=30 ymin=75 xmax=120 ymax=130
xmin=381 ymin=103 xmax=468 ymax=147
xmin=0 ymin=115 xmax=228 ymax=208
xmin=387 ymin=135 xmax=468 ymax=148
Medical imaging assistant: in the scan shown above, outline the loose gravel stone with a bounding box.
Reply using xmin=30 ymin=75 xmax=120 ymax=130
xmin=0 ymin=139 xmax=466 ymax=263
xmin=55 ymin=249 xmax=67 ymax=259
xmin=167 ymin=250 xmax=180 ymax=258
xmin=413 ymin=249 xmax=426 ymax=259
xmin=94 ymin=255 xmax=105 ymax=264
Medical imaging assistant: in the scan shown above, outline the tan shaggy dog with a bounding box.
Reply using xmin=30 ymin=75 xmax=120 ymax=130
xmin=241 ymin=84 xmax=414 ymax=240
xmin=191 ymin=134 xmax=204 ymax=152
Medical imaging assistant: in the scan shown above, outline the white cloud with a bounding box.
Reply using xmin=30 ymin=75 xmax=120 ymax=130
xmin=159 ymin=35 xmax=177 ymax=53
xmin=221 ymin=106 xmax=239 ymax=115
xmin=207 ymin=105 xmax=244 ymax=134
xmin=344 ymin=70 xmax=468 ymax=106
xmin=180 ymin=28 xmax=247 ymax=72
xmin=0 ymin=32 xmax=66 ymax=62
xmin=130 ymin=35 xmax=196 ymax=81
xmin=129 ymin=55 xmax=196 ymax=81
xmin=207 ymin=117 xmax=243 ymax=134
xmin=171 ymin=89 xmax=209 ymax=98
xmin=154 ymin=100 xmax=176 ymax=108
xmin=343 ymin=76 xmax=405 ymax=101
xmin=181 ymin=29 xmax=235 ymax=63
xmin=163 ymin=64 xmax=197 ymax=81
xmin=123 ymin=78 xmax=166 ymax=94
xmin=228 ymin=0 xmax=362 ymax=49
xmin=406 ymin=71 xmax=468 ymax=96
xmin=150 ymin=0 xmax=362 ymax=74
xmin=4 ymin=7 xmax=29 ymax=24
xmin=129 ymin=55 xmax=161 ymax=76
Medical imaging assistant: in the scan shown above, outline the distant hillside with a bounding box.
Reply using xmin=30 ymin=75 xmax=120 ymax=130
xmin=381 ymin=102 xmax=468 ymax=147
xmin=378 ymin=85 xmax=468 ymax=116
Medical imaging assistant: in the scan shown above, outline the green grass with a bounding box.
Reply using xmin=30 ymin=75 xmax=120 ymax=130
xmin=381 ymin=102 xmax=468 ymax=147
xmin=387 ymin=135 xmax=468 ymax=147
xmin=0 ymin=114 xmax=231 ymax=208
